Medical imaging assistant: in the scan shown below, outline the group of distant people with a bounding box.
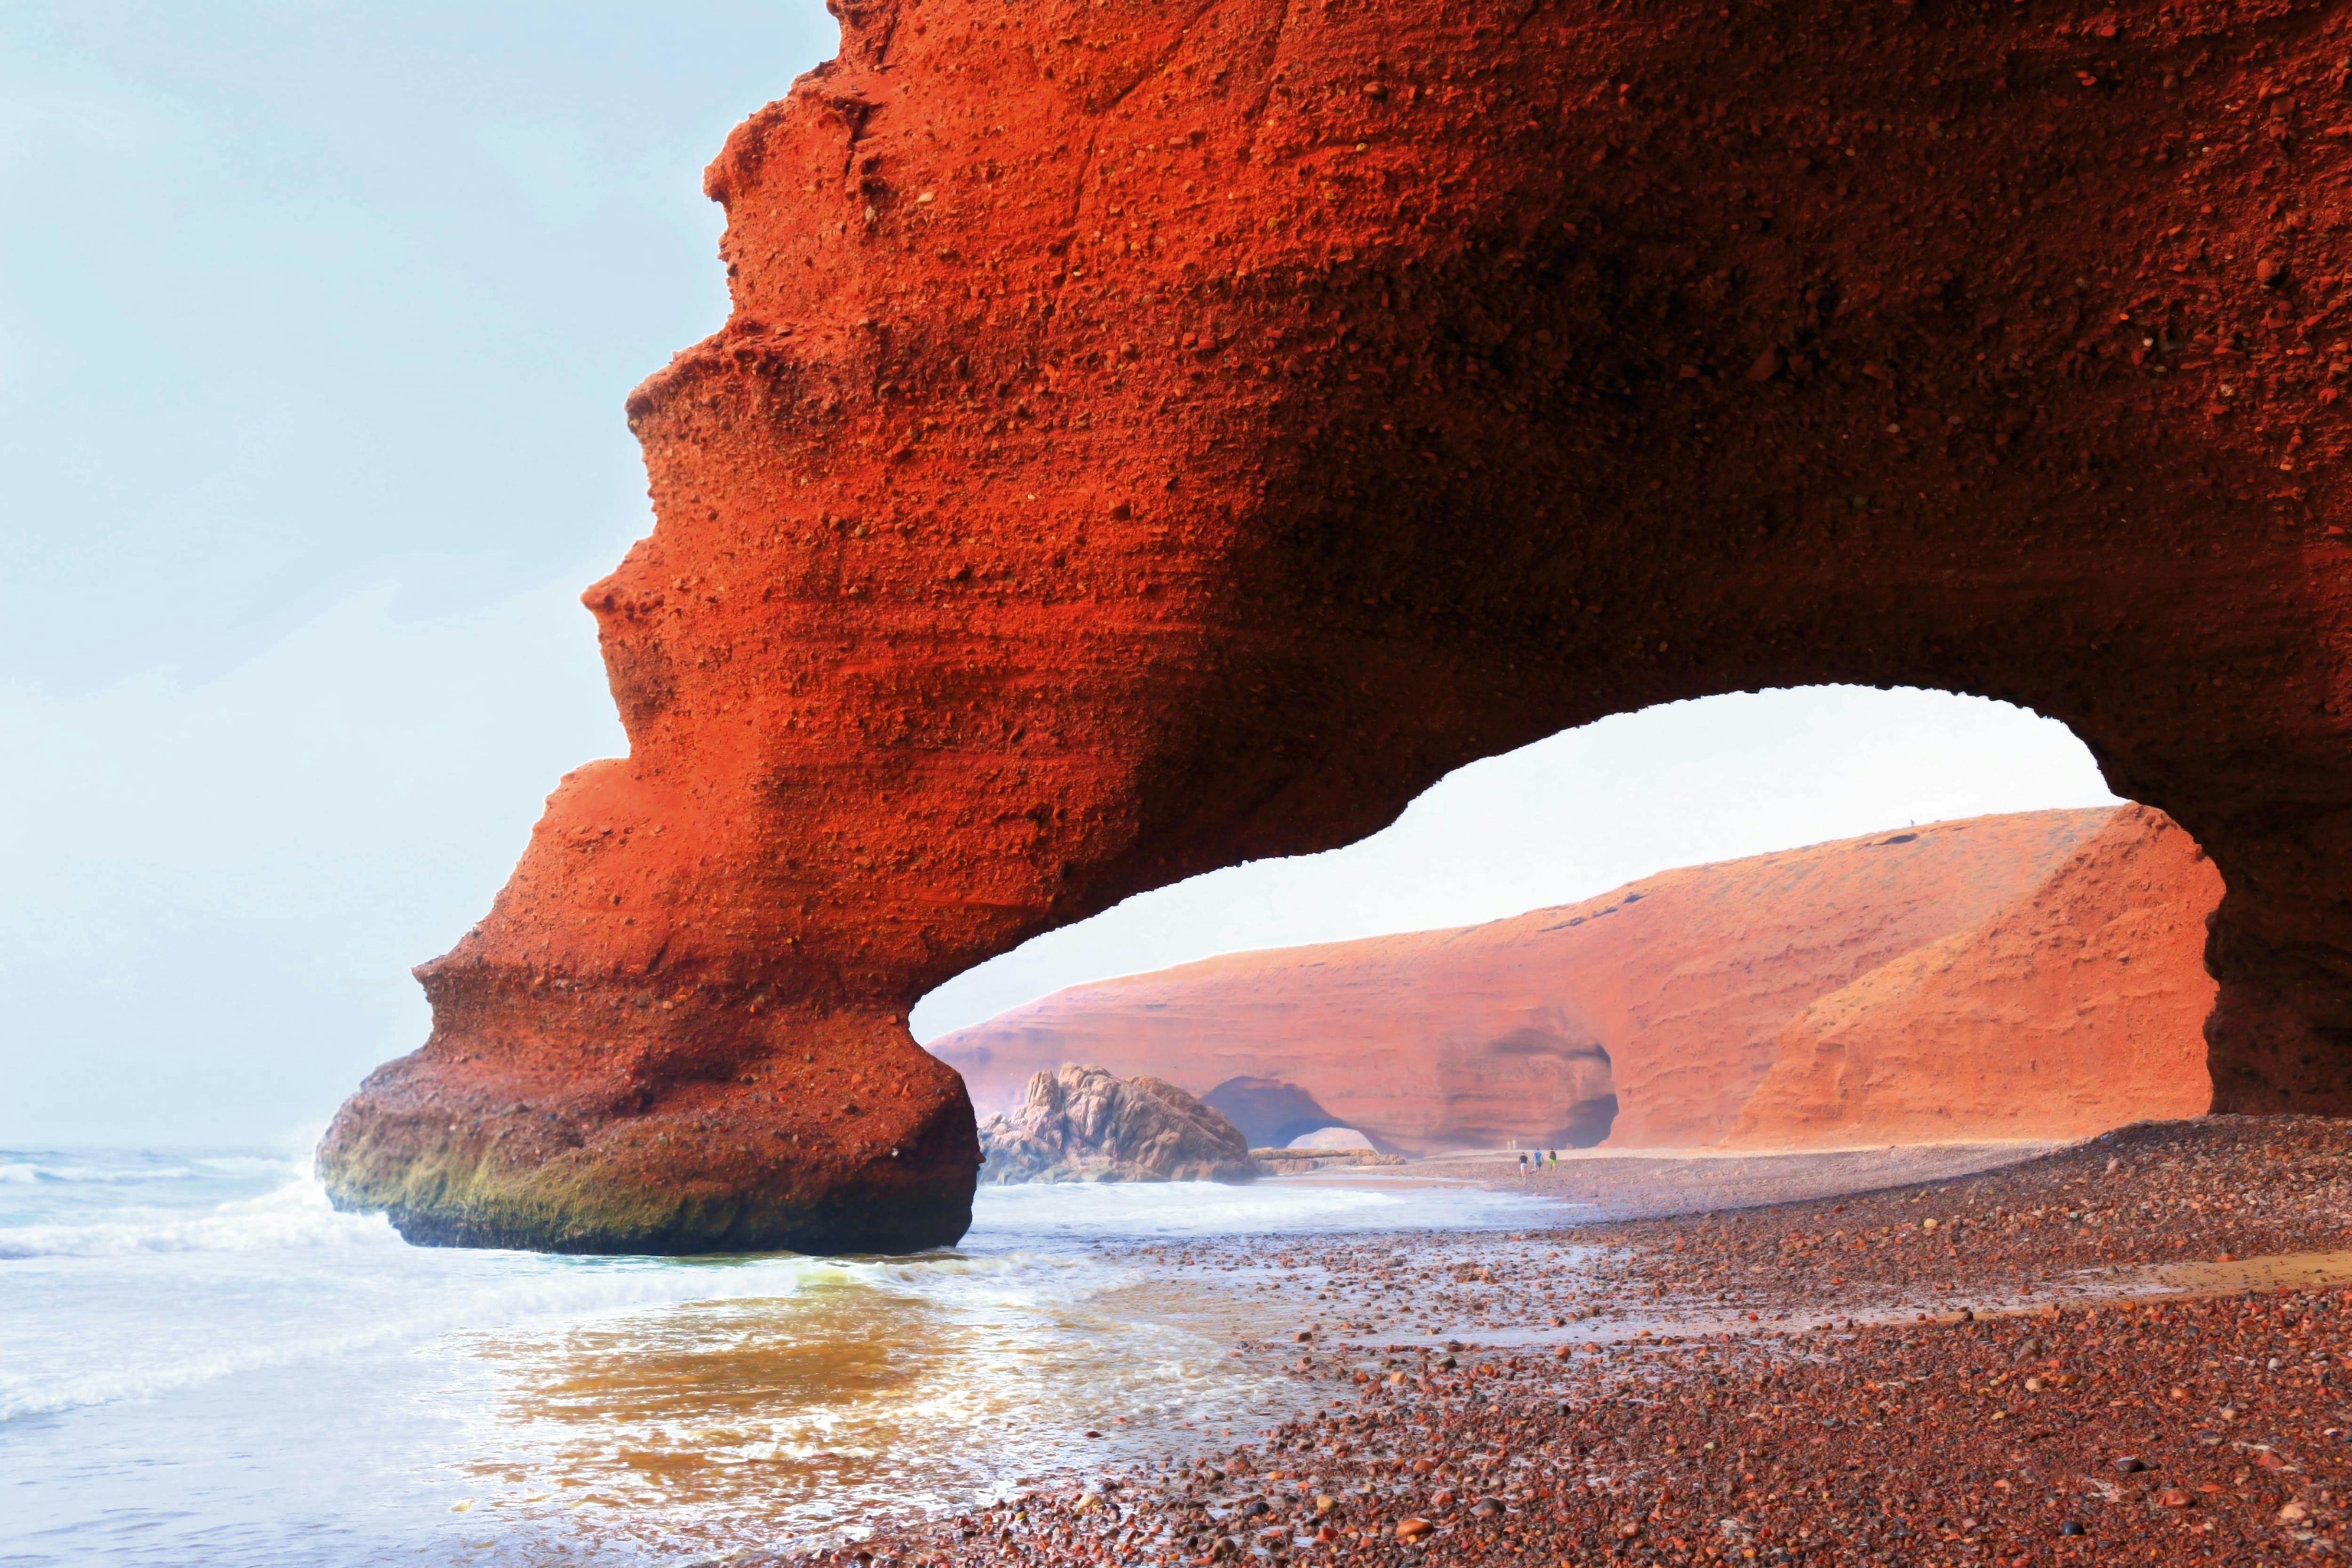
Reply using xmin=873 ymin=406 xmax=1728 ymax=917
xmin=1516 ymin=1149 xmax=1560 ymax=1176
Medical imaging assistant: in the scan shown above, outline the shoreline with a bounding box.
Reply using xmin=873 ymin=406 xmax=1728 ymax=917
xmin=1253 ymin=1140 xmax=2064 ymax=1212
xmin=1420 ymin=1140 xmax=2071 ymax=1224
xmin=805 ymin=1115 xmax=2352 ymax=1567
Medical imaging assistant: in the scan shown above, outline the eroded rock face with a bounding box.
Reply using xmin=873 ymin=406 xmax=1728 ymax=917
xmin=1726 ymin=804 xmax=2221 ymax=1147
xmin=978 ymin=1065 xmax=1255 ymax=1184
xmin=934 ymin=810 xmax=2126 ymax=1149
xmin=1199 ymin=1077 xmax=1359 ymax=1151
xmin=326 ymin=0 xmax=2352 ymax=1250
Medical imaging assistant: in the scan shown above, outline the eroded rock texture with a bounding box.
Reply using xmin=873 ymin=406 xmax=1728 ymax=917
xmin=325 ymin=0 xmax=2352 ymax=1250
xmin=933 ymin=809 xmax=2157 ymax=1150
xmin=1726 ymin=803 xmax=2222 ymax=1146
xmin=977 ymin=1064 xmax=1255 ymax=1183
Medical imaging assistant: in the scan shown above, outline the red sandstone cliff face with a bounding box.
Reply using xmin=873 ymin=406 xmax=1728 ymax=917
xmin=323 ymin=0 xmax=2352 ymax=1251
xmin=933 ymin=808 xmax=2141 ymax=1151
xmin=1725 ymin=804 xmax=2220 ymax=1148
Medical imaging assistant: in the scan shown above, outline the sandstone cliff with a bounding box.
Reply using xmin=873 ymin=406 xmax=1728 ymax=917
xmin=1724 ymin=804 xmax=2220 ymax=1148
xmin=324 ymin=0 xmax=2352 ymax=1253
xmin=977 ymin=1065 xmax=1255 ymax=1184
xmin=931 ymin=808 xmax=2189 ymax=1152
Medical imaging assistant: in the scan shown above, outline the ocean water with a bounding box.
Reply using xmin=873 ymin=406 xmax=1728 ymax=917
xmin=0 ymin=1150 xmax=1557 ymax=1567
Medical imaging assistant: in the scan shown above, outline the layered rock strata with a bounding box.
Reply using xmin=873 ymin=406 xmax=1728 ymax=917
xmin=935 ymin=809 xmax=2164 ymax=1151
xmin=977 ymin=1064 xmax=1255 ymax=1183
xmin=1726 ymin=804 xmax=2222 ymax=1147
xmin=326 ymin=0 xmax=2352 ymax=1250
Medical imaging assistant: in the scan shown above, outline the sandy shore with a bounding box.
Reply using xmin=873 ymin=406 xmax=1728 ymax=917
xmin=1423 ymin=1141 xmax=2067 ymax=1222
xmin=797 ymin=1116 xmax=2352 ymax=1566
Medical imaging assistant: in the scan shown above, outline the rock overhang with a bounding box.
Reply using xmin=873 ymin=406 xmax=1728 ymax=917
xmin=320 ymin=0 xmax=2352 ymax=1252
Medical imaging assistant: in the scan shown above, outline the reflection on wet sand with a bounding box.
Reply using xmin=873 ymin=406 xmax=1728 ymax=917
xmin=0 ymin=1159 xmax=1563 ymax=1568
xmin=445 ymin=1252 xmax=1311 ymax=1554
xmin=434 ymin=1160 xmax=2116 ymax=1559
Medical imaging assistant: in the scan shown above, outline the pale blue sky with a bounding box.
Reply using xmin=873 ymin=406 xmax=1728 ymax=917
xmin=0 ymin=2 xmax=825 ymax=1147
xmin=0 ymin=5 xmax=2121 ymax=1149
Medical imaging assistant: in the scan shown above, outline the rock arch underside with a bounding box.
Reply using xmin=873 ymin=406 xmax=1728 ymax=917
xmin=319 ymin=0 xmax=2352 ymax=1253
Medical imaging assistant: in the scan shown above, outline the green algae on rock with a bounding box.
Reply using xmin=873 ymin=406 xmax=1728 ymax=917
xmin=318 ymin=1023 xmax=978 ymax=1255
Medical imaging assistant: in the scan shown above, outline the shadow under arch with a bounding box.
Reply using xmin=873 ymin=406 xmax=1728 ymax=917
xmin=319 ymin=0 xmax=2352 ymax=1253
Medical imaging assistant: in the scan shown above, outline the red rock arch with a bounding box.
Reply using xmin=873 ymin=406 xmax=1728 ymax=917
xmin=320 ymin=0 xmax=2352 ymax=1251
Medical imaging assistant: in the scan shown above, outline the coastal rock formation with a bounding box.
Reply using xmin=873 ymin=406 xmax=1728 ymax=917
xmin=977 ymin=1065 xmax=1255 ymax=1184
xmin=1198 ymin=1078 xmax=1366 ymax=1152
xmin=326 ymin=0 xmax=2352 ymax=1250
xmin=1286 ymin=1126 xmax=1376 ymax=1152
xmin=1727 ymin=804 xmax=2221 ymax=1147
xmin=932 ymin=809 xmax=2131 ymax=1150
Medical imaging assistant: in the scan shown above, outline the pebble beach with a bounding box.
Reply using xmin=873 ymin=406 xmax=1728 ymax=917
xmin=808 ymin=1116 xmax=2352 ymax=1568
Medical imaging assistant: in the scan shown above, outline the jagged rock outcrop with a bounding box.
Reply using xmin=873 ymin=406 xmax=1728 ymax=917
xmin=1726 ymin=804 xmax=2221 ymax=1148
xmin=933 ymin=809 xmax=2137 ymax=1150
xmin=324 ymin=0 xmax=2352 ymax=1251
xmin=977 ymin=1065 xmax=1255 ymax=1184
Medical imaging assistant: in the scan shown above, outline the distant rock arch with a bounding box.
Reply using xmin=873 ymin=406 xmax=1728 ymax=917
xmin=321 ymin=0 xmax=2352 ymax=1252
xmin=1199 ymin=1077 xmax=1349 ymax=1151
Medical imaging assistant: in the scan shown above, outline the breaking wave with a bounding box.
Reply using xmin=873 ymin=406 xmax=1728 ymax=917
xmin=0 ymin=1151 xmax=297 ymax=1187
xmin=0 ymin=1173 xmax=397 ymax=1260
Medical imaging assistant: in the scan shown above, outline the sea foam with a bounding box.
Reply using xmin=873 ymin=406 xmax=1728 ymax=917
xmin=0 ymin=1173 xmax=397 ymax=1260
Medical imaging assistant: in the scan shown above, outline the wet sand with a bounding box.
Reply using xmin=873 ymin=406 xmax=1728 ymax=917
xmin=793 ymin=1115 xmax=2352 ymax=1566
xmin=1425 ymin=1141 xmax=2067 ymax=1222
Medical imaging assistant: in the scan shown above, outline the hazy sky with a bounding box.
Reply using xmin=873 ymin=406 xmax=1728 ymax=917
xmin=0 ymin=1 xmax=817 ymax=1149
xmin=0 ymin=5 xmax=2121 ymax=1150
